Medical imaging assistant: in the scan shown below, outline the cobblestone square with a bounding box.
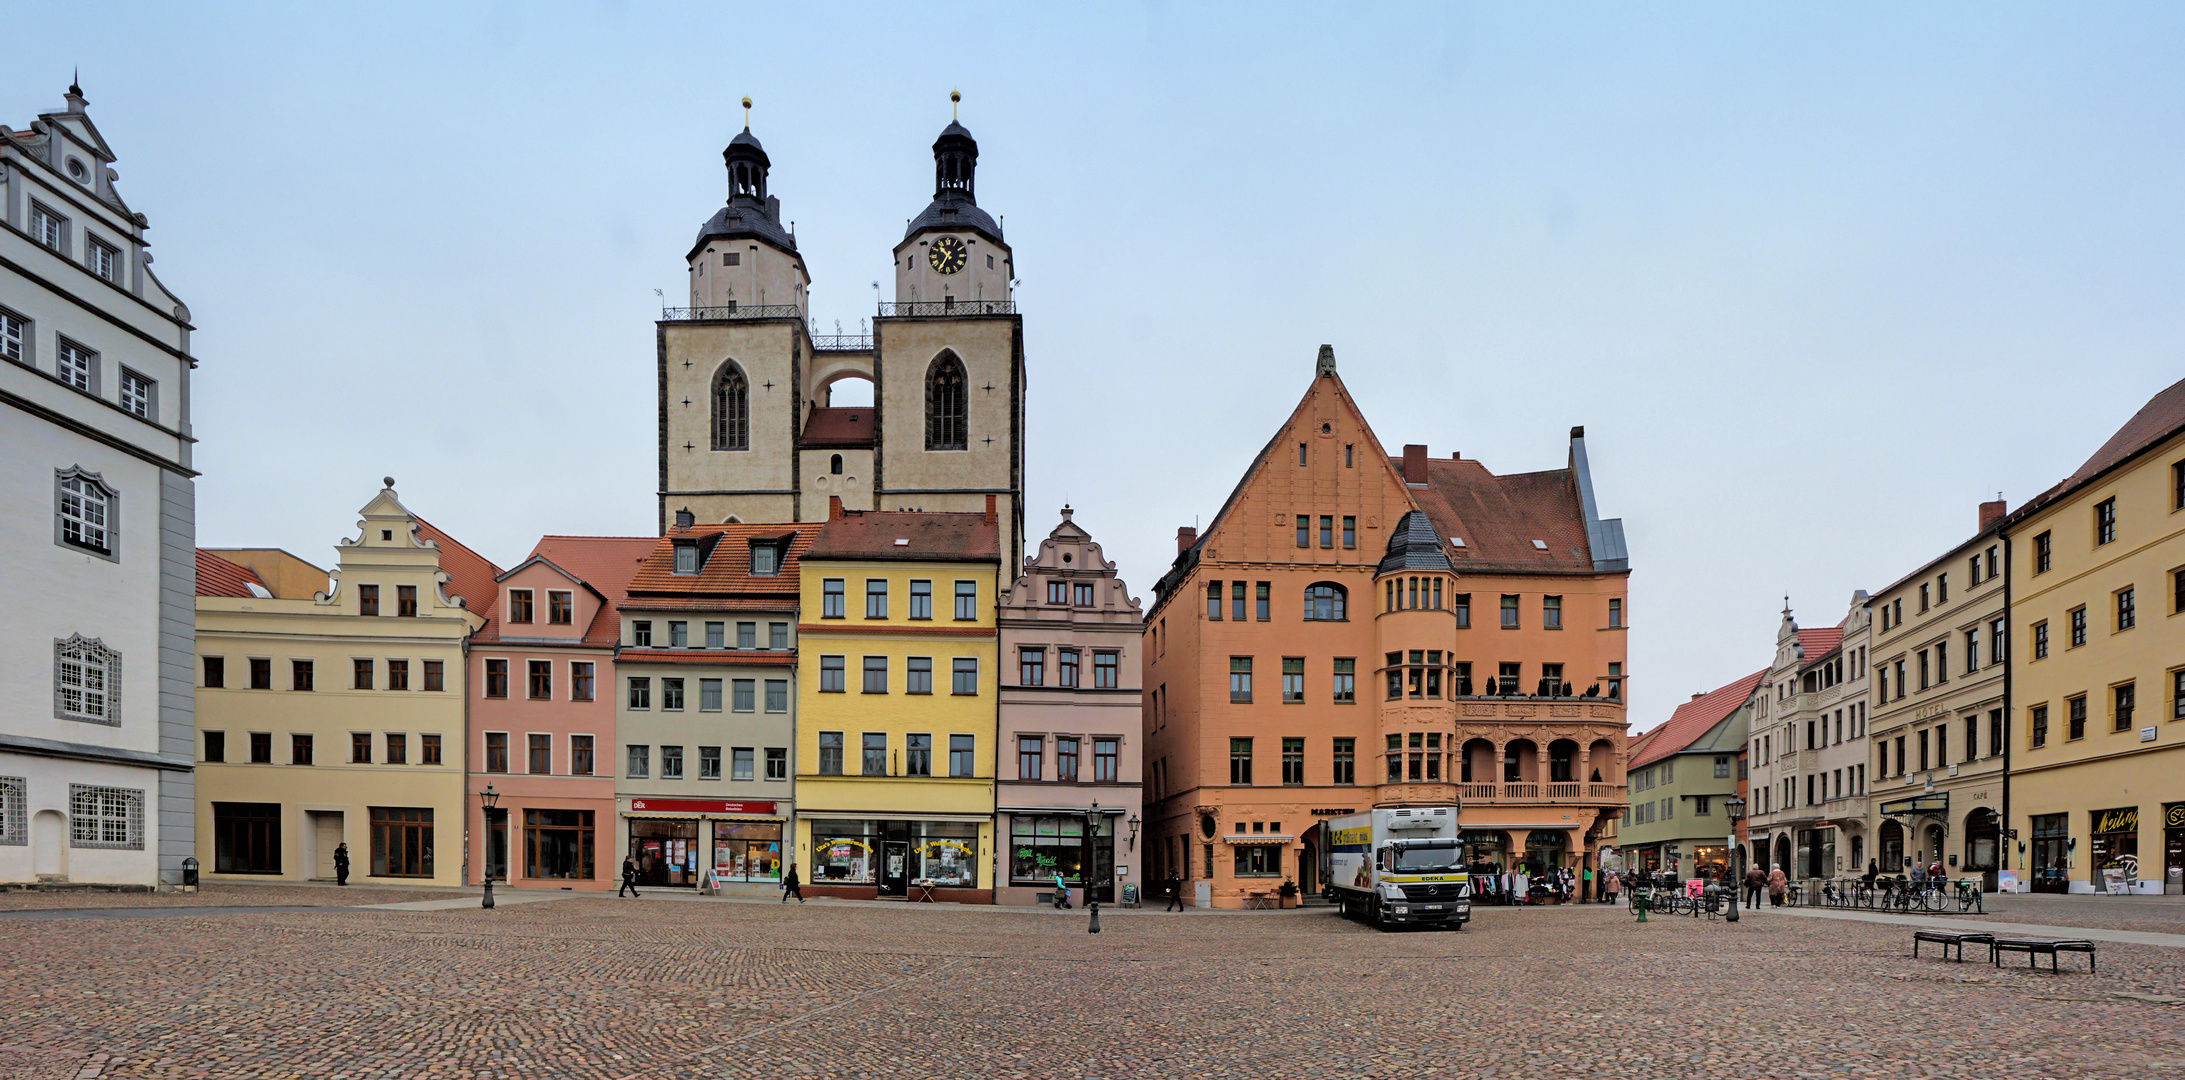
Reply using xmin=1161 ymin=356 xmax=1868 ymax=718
xmin=1 ymin=888 xmax=2181 ymax=1079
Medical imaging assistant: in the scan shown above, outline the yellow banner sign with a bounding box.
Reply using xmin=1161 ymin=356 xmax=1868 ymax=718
xmin=2093 ymin=807 xmax=2139 ymax=835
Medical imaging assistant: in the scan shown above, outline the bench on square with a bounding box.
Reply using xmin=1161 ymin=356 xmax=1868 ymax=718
xmin=1990 ymin=937 xmax=2096 ymax=973
xmin=1912 ymin=930 xmax=1993 ymax=962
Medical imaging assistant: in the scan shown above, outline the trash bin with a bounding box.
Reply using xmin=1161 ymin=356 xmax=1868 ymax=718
xmin=181 ymin=856 xmax=199 ymax=890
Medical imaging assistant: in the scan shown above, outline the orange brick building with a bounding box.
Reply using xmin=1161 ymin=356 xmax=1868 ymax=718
xmin=1142 ymin=348 xmax=1631 ymax=906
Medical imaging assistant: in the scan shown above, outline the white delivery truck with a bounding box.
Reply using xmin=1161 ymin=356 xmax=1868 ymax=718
xmin=1326 ymin=805 xmax=1469 ymax=930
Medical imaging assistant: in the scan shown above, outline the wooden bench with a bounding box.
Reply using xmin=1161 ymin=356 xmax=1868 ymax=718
xmin=1990 ymin=937 xmax=2097 ymax=973
xmin=1912 ymin=930 xmax=1993 ymax=962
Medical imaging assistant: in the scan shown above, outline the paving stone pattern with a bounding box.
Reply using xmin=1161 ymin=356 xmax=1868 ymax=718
xmin=1 ymin=896 xmax=2181 ymax=1079
xmin=0 ymin=883 xmax=447 ymax=911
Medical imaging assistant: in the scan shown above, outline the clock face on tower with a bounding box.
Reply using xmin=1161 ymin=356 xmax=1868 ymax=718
xmin=927 ymin=235 xmax=968 ymax=275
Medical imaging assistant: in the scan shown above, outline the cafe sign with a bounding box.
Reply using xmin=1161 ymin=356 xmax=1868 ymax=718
xmin=2166 ymin=803 xmax=2185 ymax=829
xmin=2092 ymin=807 xmax=2139 ymax=835
xmin=1879 ymin=793 xmax=1949 ymax=816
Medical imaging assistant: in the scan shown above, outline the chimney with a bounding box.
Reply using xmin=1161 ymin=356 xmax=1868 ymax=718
xmin=1978 ymin=499 xmax=2006 ymax=531
xmin=1402 ymin=444 xmax=1428 ymax=486
xmin=829 ymin=496 xmax=843 ymax=520
xmin=1692 ymin=692 xmax=1706 ymax=701
xmin=1176 ymin=526 xmax=1198 ymax=554
xmin=983 ymin=494 xmax=997 ymax=524
xmin=673 ymin=507 xmax=695 ymax=530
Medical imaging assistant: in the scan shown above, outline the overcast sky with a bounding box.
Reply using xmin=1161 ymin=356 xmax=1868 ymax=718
xmin=12 ymin=3 xmax=2181 ymax=729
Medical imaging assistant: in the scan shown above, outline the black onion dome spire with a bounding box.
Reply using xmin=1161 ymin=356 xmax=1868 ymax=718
xmin=904 ymin=119 xmax=1002 ymax=244
xmin=1376 ymin=510 xmax=1455 ymax=576
xmin=690 ymin=121 xmax=794 ymax=258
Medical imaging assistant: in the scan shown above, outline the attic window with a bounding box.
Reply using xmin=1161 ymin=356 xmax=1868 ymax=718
xmin=750 ymin=543 xmax=780 ymax=576
xmin=1448 ymin=537 xmax=1465 ymax=548
xmin=381 ymin=530 xmax=393 ymax=541
xmin=673 ymin=542 xmax=701 ymax=575
xmin=893 ymin=539 xmax=911 ymax=547
xmin=1531 ymin=540 xmax=1549 ymax=551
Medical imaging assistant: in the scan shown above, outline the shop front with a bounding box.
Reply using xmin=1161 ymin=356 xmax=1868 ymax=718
xmin=999 ymin=812 xmax=1117 ymax=906
xmin=801 ymin=817 xmax=991 ymax=903
xmin=2166 ymin=803 xmax=2185 ymax=895
xmin=621 ymin=798 xmax=786 ymax=896
xmin=2090 ymin=806 xmax=2140 ymax=893
xmin=1691 ymin=845 xmax=1729 ymax=881
xmin=1795 ymin=828 xmax=1835 ymax=881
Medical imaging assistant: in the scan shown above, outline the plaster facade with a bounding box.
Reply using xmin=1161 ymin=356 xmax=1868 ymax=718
xmin=995 ymin=509 xmax=1145 ymax=905
xmin=1 ymin=84 xmax=196 ymax=887
xmin=2005 ymin=378 xmax=2185 ymax=895
xmin=1618 ymin=673 xmax=1760 ymax=881
xmin=1748 ymin=595 xmax=1877 ymax=883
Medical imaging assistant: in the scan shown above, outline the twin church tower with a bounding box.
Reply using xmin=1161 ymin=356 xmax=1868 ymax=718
xmin=656 ymin=101 xmax=1027 ymax=561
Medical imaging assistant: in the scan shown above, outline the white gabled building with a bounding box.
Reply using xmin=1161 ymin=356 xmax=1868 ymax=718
xmin=1 ymin=82 xmax=198 ymax=888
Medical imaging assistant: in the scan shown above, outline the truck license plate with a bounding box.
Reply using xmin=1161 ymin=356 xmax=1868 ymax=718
xmin=1421 ymin=904 xmax=1443 ymax=911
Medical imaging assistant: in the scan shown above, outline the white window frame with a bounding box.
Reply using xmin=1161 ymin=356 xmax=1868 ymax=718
xmin=119 ymin=367 xmax=154 ymax=420
xmin=0 ymin=307 xmax=27 ymax=364
xmin=86 ymin=235 xmax=118 ymax=282
xmin=68 ymin=784 xmax=143 ymax=849
xmin=54 ymin=634 xmax=121 ymax=725
xmin=56 ymin=338 xmax=97 ymax=394
xmin=29 ymin=201 xmax=66 ymax=252
xmin=0 ymin=776 xmax=25 ymax=846
xmin=55 ymin=466 xmax=118 ymax=561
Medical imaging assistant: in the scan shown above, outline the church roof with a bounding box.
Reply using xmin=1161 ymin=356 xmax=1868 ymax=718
xmin=692 ymin=197 xmax=797 ymax=257
xmin=904 ymin=191 xmax=1003 ymax=245
xmin=800 ymin=407 xmax=874 ymax=449
xmin=728 ymin=127 xmax=765 ymax=151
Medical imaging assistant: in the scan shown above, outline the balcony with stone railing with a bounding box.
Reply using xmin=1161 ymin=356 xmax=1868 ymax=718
xmin=1455 ymin=781 xmax=1627 ymax=805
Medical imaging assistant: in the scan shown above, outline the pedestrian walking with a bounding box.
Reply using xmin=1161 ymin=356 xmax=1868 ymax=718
xmin=1909 ymin=860 xmax=1929 ymax=889
xmin=1164 ymin=869 xmax=1185 ymax=912
xmin=782 ymin=863 xmax=805 ymax=903
xmin=1767 ymin=863 xmax=1788 ymax=907
xmin=1602 ymin=868 xmax=1620 ymax=905
xmin=333 ymin=842 xmax=350 ymax=886
xmin=1743 ymin=863 xmax=1766 ymax=909
xmin=619 ymin=855 xmax=641 ymax=897
xmin=1863 ymin=858 xmax=1879 ymax=885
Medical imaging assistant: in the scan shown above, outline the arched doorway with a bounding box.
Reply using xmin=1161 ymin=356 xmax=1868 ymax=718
xmin=1923 ymin=823 xmax=1947 ymax=871
xmin=1525 ymin=831 xmax=1568 ymax=878
xmin=32 ymin=809 xmax=66 ymax=880
xmin=1879 ymin=819 xmax=1905 ymax=874
xmin=1964 ymin=809 xmax=2000 ymax=891
xmin=1772 ymin=833 xmax=1792 ymax=875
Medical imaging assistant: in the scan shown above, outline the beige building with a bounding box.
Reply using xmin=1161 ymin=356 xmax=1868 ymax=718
xmin=2005 ymin=377 xmax=2185 ymax=894
xmin=192 ymin=482 xmax=492 ymax=886
xmin=1747 ymin=594 xmax=1873 ymax=882
xmin=656 ymin=116 xmax=1026 ymax=563
xmin=1866 ymin=503 xmax=2009 ymax=888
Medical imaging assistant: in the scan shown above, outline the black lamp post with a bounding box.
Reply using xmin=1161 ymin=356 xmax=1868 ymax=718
xmin=480 ymin=785 xmax=499 ymax=909
xmin=1724 ymin=793 xmax=1747 ymax=923
xmin=1086 ymin=800 xmax=1102 ymax=934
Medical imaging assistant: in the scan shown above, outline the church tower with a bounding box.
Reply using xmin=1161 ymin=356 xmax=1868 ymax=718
xmin=656 ymin=101 xmax=1026 ymax=565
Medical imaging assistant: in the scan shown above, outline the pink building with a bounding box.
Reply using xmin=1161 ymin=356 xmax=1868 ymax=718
xmin=996 ymin=509 xmax=1146 ymax=905
xmin=465 ymin=536 xmax=653 ymax=891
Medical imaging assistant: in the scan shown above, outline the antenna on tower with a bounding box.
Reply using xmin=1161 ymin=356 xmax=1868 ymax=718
xmin=741 ymin=96 xmax=753 ymax=129
xmin=950 ymin=88 xmax=961 ymax=120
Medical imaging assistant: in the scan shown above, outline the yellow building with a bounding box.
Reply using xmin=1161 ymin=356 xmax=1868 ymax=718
xmin=792 ymin=501 xmax=1002 ymax=902
xmin=192 ymin=482 xmax=493 ymax=887
xmin=2005 ymin=378 xmax=2185 ymax=894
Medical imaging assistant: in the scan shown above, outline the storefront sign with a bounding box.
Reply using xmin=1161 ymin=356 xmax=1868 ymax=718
xmin=628 ymin=798 xmax=777 ymax=815
xmin=1311 ymin=809 xmax=1358 ymax=816
xmin=2093 ymin=807 xmax=2140 ymax=835
xmin=1879 ymin=793 xmax=1949 ymax=816
xmin=2166 ymin=803 xmax=2185 ymax=830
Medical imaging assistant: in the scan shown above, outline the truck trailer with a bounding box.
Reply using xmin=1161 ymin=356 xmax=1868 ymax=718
xmin=1326 ymin=806 xmax=1470 ymax=929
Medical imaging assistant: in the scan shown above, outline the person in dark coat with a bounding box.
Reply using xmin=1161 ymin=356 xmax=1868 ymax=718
xmin=1743 ymin=863 xmax=1767 ymax=909
xmin=619 ymin=855 xmax=641 ymax=897
xmin=782 ymin=863 xmax=805 ymax=903
xmin=333 ymin=842 xmax=350 ymax=886
xmin=1164 ymin=869 xmax=1185 ymax=911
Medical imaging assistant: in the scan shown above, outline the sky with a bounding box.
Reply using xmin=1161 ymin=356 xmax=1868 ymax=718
xmin=10 ymin=3 xmax=2182 ymax=729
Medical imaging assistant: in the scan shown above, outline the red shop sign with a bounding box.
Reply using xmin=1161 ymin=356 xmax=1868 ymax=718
xmin=628 ymin=798 xmax=777 ymax=815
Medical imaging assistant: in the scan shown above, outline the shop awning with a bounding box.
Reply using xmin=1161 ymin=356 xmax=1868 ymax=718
xmin=1223 ymin=835 xmax=1297 ymax=846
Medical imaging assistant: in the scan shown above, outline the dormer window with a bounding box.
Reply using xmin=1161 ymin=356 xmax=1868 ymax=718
xmin=673 ymin=542 xmax=700 ymax=575
xmin=548 ymin=590 xmax=573 ymax=625
xmin=750 ymin=543 xmax=780 ymax=576
xmin=508 ymin=589 xmax=534 ymax=624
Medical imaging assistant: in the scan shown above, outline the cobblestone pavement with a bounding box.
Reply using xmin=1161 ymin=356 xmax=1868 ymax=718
xmin=2 ymin=894 xmax=2181 ymax=1080
xmin=0 ymin=882 xmax=450 ymax=910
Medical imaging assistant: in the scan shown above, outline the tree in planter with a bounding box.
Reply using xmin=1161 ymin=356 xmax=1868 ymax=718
xmin=1278 ymin=878 xmax=1300 ymax=907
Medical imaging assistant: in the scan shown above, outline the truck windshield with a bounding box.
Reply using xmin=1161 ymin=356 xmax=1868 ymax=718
xmin=1393 ymin=844 xmax=1460 ymax=871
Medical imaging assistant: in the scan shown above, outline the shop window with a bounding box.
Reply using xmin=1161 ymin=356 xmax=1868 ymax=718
xmin=524 ymin=809 xmax=594 ymax=880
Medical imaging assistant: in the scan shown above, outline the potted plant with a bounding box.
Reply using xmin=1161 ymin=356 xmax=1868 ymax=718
xmin=1277 ymin=878 xmax=1300 ymax=908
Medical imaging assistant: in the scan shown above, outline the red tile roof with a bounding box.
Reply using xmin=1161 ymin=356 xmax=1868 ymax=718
xmin=528 ymin=536 xmax=657 ymax=644
xmin=1396 ymin=457 xmax=1594 ymax=573
xmin=1630 ymin=669 xmax=1765 ymax=768
xmin=413 ymin=516 xmax=503 ymax=616
xmin=2065 ymin=375 xmax=2185 ymax=491
xmin=1795 ymin=627 xmax=1843 ymax=666
xmin=626 ymin=523 xmax=814 ymax=597
xmin=800 ymin=407 xmax=875 ymax=448
xmin=803 ymin=510 xmax=999 ymax=564
xmin=194 ymin=549 xmax=265 ymax=598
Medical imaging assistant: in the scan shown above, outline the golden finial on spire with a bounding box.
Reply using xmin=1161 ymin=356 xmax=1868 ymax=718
xmin=950 ymin=88 xmax=960 ymax=120
xmin=742 ymin=96 xmax=753 ymax=129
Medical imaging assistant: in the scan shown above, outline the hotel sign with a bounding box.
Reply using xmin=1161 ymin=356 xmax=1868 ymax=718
xmin=1879 ymin=794 xmax=1949 ymax=816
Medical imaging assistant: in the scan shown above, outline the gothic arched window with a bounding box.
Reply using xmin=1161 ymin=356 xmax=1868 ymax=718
xmin=712 ymin=362 xmax=749 ymax=451
xmin=830 ymin=454 xmax=844 ymax=475
xmin=925 ymin=353 xmax=967 ymax=451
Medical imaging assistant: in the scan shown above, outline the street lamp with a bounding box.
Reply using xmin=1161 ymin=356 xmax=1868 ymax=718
xmin=1724 ymin=793 xmax=1747 ymax=923
xmin=1127 ymin=813 xmax=1142 ymax=853
xmin=480 ymin=785 xmax=499 ymax=910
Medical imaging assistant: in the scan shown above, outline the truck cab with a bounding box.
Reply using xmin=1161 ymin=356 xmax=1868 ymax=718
xmin=1327 ymin=806 xmax=1470 ymax=930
